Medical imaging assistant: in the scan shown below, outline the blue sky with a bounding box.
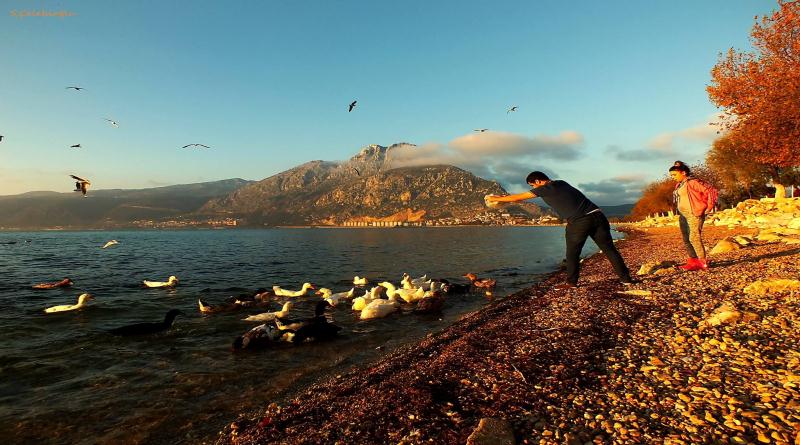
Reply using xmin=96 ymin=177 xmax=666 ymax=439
xmin=1 ymin=0 xmax=774 ymax=204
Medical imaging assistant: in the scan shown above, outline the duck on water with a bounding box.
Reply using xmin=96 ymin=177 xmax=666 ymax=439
xmin=109 ymin=309 xmax=184 ymax=336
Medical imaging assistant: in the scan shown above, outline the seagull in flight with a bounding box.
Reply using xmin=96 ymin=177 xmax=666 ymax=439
xmin=69 ymin=175 xmax=91 ymax=197
xmin=104 ymin=118 xmax=119 ymax=127
xmin=348 ymin=100 xmax=357 ymax=112
xmin=0 ymin=135 xmax=4 ymax=142
xmin=70 ymin=144 xmax=81 ymax=149
xmin=102 ymin=240 xmax=119 ymax=249
xmin=66 ymin=86 xmax=86 ymax=91
xmin=473 ymin=128 xmax=489 ymax=132
xmin=507 ymin=106 xmax=518 ymax=114
xmin=182 ymin=144 xmax=210 ymax=149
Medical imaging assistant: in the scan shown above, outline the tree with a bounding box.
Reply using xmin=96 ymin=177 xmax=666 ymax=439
xmin=628 ymin=178 xmax=675 ymax=221
xmin=707 ymin=0 xmax=800 ymax=200
xmin=706 ymin=131 xmax=771 ymax=202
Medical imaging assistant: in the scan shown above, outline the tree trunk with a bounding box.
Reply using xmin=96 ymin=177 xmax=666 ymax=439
xmin=774 ymin=183 xmax=787 ymax=201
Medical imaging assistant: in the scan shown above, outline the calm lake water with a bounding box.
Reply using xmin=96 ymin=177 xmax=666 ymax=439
xmin=0 ymin=227 xmax=621 ymax=444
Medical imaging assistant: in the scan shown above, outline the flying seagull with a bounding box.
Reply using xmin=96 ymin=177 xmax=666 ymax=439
xmin=507 ymin=106 xmax=518 ymax=114
xmin=182 ymin=143 xmax=210 ymax=149
xmin=348 ymin=100 xmax=357 ymax=112
xmin=0 ymin=135 xmax=3 ymax=142
xmin=70 ymin=144 xmax=81 ymax=149
xmin=473 ymin=128 xmax=489 ymax=132
xmin=104 ymin=118 xmax=119 ymax=127
xmin=69 ymin=174 xmax=91 ymax=197
xmin=66 ymin=86 xmax=86 ymax=91
xmin=102 ymin=240 xmax=119 ymax=249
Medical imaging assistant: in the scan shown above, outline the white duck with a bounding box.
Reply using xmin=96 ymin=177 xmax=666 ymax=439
xmin=402 ymin=273 xmax=429 ymax=289
xmin=316 ymin=287 xmax=355 ymax=307
xmin=273 ymin=282 xmax=316 ymax=297
xmin=353 ymin=276 xmax=368 ymax=286
xmin=359 ymin=295 xmax=401 ymax=320
xmin=44 ymin=293 xmax=93 ymax=313
xmin=351 ymin=286 xmax=385 ymax=311
xmin=143 ymin=275 xmax=178 ymax=288
xmin=379 ymin=281 xmax=425 ymax=304
xmin=242 ymin=301 xmax=294 ymax=322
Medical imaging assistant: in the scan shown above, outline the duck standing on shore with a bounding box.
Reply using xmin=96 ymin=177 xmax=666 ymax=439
xmin=32 ymin=278 xmax=73 ymax=289
xmin=143 ymin=276 xmax=179 ymax=288
xmin=44 ymin=293 xmax=93 ymax=313
xmin=109 ymin=309 xmax=184 ymax=336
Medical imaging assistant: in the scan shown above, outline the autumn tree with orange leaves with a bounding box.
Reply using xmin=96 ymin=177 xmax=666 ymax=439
xmin=707 ymin=0 xmax=800 ymax=200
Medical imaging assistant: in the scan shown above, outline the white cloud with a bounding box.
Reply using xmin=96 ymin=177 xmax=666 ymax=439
xmin=386 ymin=130 xmax=585 ymax=192
xmin=608 ymin=115 xmax=724 ymax=162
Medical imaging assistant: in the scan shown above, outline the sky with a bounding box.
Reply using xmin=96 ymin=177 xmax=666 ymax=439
xmin=0 ymin=0 xmax=776 ymax=204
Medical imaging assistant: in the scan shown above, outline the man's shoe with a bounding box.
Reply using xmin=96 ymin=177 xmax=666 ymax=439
xmin=697 ymin=258 xmax=709 ymax=270
xmin=553 ymin=282 xmax=577 ymax=291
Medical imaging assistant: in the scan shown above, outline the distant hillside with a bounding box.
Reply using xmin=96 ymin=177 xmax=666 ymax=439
xmin=0 ymin=179 xmax=252 ymax=229
xmin=600 ymin=203 xmax=635 ymax=219
xmin=199 ymin=144 xmax=544 ymax=225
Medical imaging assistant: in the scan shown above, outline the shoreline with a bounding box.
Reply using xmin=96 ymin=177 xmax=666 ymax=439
xmin=217 ymin=225 xmax=799 ymax=444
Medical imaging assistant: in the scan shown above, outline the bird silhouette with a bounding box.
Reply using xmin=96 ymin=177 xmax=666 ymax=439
xmin=70 ymin=144 xmax=81 ymax=149
xmin=352 ymin=167 xmax=361 ymax=176
xmin=182 ymin=144 xmax=210 ymax=149
xmin=66 ymin=86 xmax=85 ymax=91
xmin=507 ymin=106 xmax=518 ymax=113
xmin=0 ymin=135 xmax=4 ymax=142
xmin=348 ymin=100 xmax=357 ymax=112
xmin=69 ymin=174 xmax=91 ymax=197
xmin=473 ymin=128 xmax=489 ymax=132
xmin=104 ymin=118 xmax=119 ymax=127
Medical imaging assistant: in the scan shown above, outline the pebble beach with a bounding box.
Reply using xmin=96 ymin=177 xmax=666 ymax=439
xmin=218 ymin=225 xmax=800 ymax=445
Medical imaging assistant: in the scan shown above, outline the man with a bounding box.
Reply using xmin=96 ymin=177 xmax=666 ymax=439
xmin=486 ymin=171 xmax=633 ymax=290
xmin=669 ymin=161 xmax=717 ymax=271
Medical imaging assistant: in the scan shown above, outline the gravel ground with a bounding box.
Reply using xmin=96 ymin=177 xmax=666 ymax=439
xmin=217 ymin=226 xmax=800 ymax=445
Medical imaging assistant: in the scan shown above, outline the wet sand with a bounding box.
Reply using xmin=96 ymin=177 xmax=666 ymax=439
xmin=217 ymin=226 xmax=799 ymax=444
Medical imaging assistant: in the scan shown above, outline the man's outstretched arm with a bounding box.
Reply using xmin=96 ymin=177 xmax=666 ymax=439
xmin=486 ymin=191 xmax=537 ymax=203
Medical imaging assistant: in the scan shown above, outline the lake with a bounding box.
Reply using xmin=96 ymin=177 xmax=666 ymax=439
xmin=0 ymin=226 xmax=620 ymax=444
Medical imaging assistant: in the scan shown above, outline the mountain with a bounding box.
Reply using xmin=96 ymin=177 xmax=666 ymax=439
xmin=0 ymin=179 xmax=252 ymax=229
xmin=199 ymin=144 xmax=544 ymax=226
xmin=599 ymin=203 xmax=635 ymax=219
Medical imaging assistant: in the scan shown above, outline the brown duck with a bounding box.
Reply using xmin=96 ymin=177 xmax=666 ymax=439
xmin=463 ymin=273 xmax=496 ymax=288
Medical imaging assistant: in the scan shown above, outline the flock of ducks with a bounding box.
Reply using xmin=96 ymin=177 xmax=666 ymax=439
xmin=32 ymin=270 xmax=498 ymax=347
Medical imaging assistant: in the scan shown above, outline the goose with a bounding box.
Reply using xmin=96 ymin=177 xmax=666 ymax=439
xmin=353 ymin=276 xmax=368 ymax=286
xmin=32 ymin=278 xmax=73 ymax=289
xmin=102 ymin=240 xmax=119 ymax=249
xmin=414 ymin=290 xmax=445 ymax=314
xmin=316 ymin=287 xmax=355 ymax=307
xmin=232 ymin=323 xmax=294 ymax=350
xmin=242 ymin=301 xmax=294 ymax=322
xmin=464 ymin=272 xmax=496 ymax=288
xmin=143 ymin=275 xmax=179 ymax=288
xmin=351 ymin=286 xmax=385 ymax=311
xmin=379 ymin=281 xmax=425 ymax=304
xmin=359 ymin=295 xmax=401 ymax=320
xmin=273 ymin=282 xmax=315 ymax=297
xmin=44 ymin=293 xmax=93 ymax=313
xmin=109 ymin=309 xmax=184 ymax=336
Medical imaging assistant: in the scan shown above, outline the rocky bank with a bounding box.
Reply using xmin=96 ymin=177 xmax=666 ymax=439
xmin=216 ymin=224 xmax=800 ymax=444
